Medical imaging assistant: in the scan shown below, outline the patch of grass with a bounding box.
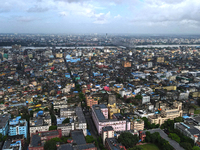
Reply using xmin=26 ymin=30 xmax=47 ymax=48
xmin=138 ymin=144 xmax=160 ymax=150
xmin=194 ymin=109 xmax=200 ymax=114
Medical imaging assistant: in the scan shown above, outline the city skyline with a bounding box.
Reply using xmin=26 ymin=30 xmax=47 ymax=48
xmin=1 ymin=0 xmax=200 ymax=34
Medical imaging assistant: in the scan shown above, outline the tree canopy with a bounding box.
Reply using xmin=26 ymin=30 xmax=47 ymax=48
xmin=118 ymin=132 xmax=139 ymax=148
xmin=49 ymin=125 xmax=57 ymax=131
xmin=85 ymin=135 xmax=95 ymax=143
xmin=168 ymin=133 xmax=180 ymax=143
xmin=62 ymin=118 xmax=70 ymax=124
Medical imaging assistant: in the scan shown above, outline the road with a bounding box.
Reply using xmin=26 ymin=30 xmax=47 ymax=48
xmin=147 ymin=128 xmax=185 ymax=150
xmin=85 ymin=111 xmax=98 ymax=139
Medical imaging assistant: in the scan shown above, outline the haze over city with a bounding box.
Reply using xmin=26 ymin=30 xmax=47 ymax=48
xmin=1 ymin=0 xmax=200 ymax=34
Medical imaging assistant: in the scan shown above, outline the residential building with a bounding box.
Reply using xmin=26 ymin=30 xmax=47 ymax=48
xmin=29 ymin=111 xmax=51 ymax=135
xmin=148 ymin=101 xmax=183 ymax=125
xmin=0 ymin=114 xmax=11 ymax=136
xmin=29 ymin=129 xmax=62 ymax=150
xmin=105 ymin=138 xmax=126 ymax=150
xmin=130 ymin=119 xmax=144 ymax=131
xmin=60 ymin=107 xmax=75 ymax=118
xmin=92 ymin=104 xmax=130 ymax=134
xmin=58 ymin=107 xmax=87 ymax=136
xmin=102 ymin=126 xmax=114 ymax=145
xmin=2 ymin=140 xmax=22 ymax=150
xmin=71 ymin=130 xmax=97 ymax=150
xmin=9 ymin=116 xmax=28 ymax=138
xmin=86 ymin=95 xmax=98 ymax=108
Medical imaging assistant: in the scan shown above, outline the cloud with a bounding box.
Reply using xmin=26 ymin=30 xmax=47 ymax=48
xmin=114 ymin=14 xmax=121 ymax=19
xmin=59 ymin=11 xmax=69 ymax=16
xmin=93 ymin=11 xmax=111 ymax=24
xmin=16 ymin=16 xmax=38 ymax=22
xmin=129 ymin=0 xmax=200 ymax=27
xmin=27 ymin=5 xmax=49 ymax=12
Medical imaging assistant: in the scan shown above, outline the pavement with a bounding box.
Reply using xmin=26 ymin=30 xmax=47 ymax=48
xmin=147 ymin=128 xmax=185 ymax=150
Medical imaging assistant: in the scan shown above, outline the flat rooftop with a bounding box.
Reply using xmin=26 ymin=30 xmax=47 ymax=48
xmin=71 ymin=130 xmax=86 ymax=145
xmin=75 ymin=107 xmax=86 ymax=123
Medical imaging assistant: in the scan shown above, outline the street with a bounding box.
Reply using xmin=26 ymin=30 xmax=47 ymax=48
xmin=147 ymin=128 xmax=185 ymax=150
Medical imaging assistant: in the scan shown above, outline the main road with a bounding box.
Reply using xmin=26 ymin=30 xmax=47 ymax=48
xmin=146 ymin=128 xmax=185 ymax=150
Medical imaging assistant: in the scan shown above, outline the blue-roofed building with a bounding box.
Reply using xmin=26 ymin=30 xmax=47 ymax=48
xmin=2 ymin=140 xmax=22 ymax=150
xmin=9 ymin=116 xmax=28 ymax=138
xmin=0 ymin=114 xmax=11 ymax=136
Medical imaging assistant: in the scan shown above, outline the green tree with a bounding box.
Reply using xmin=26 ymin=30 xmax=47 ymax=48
xmin=193 ymin=146 xmax=200 ymax=150
xmin=62 ymin=118 xmax=70 ymax=124
xmin=44 ymin=140 xmax=57 ymax=150
xmin=168 ymin=133 xmax=180 ymax=143
xmin=3 ymin=135 xmax=7 ymax=141
xmin=85 ymin=135 xmax=94 ymax=143
xmin=0 ymin=133 xmax=2 ymax=142
xmin=50 ymin=137 xmax=62 ymax=142
xmin=61 ymin=136 xmax=71 ymax=143
xmin=174 ymin=117 xmax=183 ymax=123
xmin=135 ymin=95 xmax=142 ymax=100
xmin=49 ymin=125 xmax=57 ymax=131
xmin=128 ymin=147 xmax=144 ymax=150
xmin=118 ymin=132 xmax=139 ymax=148
xmin=180 ymin=142 xmax=193 ymax=150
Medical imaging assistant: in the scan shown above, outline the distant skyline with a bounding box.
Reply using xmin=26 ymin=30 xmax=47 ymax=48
xmin=1 ymin=0 xmax=200 ymax=34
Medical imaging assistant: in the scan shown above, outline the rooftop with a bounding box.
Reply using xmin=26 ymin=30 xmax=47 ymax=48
xmin=71 ymin=130 xmax=86 ymax=145
xmin=75 ymin=107 xmax=86 ymax=124
xmin=102 ymin=126 xmax=114 ymax=132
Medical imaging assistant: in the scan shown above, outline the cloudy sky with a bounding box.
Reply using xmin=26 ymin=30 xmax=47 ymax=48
xmin=0 ymin=0 xmax=200 ymax=34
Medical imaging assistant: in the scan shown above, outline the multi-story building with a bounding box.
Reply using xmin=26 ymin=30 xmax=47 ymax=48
xmin=105 ymin=138 xmax=126 ymax=150
xmin=75 ymin=107 xmax=87 ymax=136
xmin=102 ymin=126 xmax=114 ymax=145
xmin=86 ymin=95 xmax=98 ymax=108
xmin=2 ymin=140 xmax=22 ymax=150
xmin=148 ymin=101 xmax=182 ymax=125
xmin=58 ymin=107 xmax=87 ymax=136
xmin=29 ymin=111 xmax=51 ymax=135
xmin=71 ymin=130 xmax=97 ymax=150
xmin=53 ymin=99 xmax=68 ymax=110
xmin=130 ymin=119 xmax=144 ymax=131
xmin=60 ymin=107 xmax=75 ymax=118
xmin=108 ymin=103 xmax=120 ymax=119
xmin=29 ymin=129 xmax=62 ymax=150
xmin=9 ymin=116 xmax=28 ymax=138
xmin=92 ymin=104 xmax=130 ymax=134
xmin=0 ymin=114 xmax=11 ymax=136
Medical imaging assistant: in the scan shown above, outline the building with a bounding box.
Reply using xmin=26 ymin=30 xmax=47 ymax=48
xmin=102 ymin=126 xmax=114 ymax=145
xmin=157 ymin=57 xmax=164 ymax=63
xmin=75 ymin=107 xmax=87 ymax=136
xmin=0 ymin=114 xmax=11 ymax=136
xmin=105 ymin=138 xmax=126 ymax=150
xmin=92 ymin=104 xmax=130 ymax=134
xmin=71 ymin=130 xmax=97 ymax=150
xmin=29 ymin=129 xmax=62 ymax=150
xmin=148 ymin=101 xmax=183 ymax=125
xmin=2 ymin=140 xmax=22 ymax=150
xmin=58 ymin=107 xmax=87 ymax=136
xmin=122 ymin=61 xmax=131 ymax=68
xmin=53 ymin=99 xmax=68 ymax=110
xmin=29 ymin=111 xmax=51 ymax=135
xmin=57 ymin=123 xmax=74 ymax=136
xmin=60 ymin=107 xmax=75 ymax=118
xmin=9 ymin=116 xmax=28 ymax=138
xmin=107 ymin=95 xmax=120 ymax=119
xmin=142 ymin=96 xmax=150 ymax=104
xmin=86 ymin=95 xmax=98 ymax=108
xmin=139 ymin=131 xmax=146 ymax=142
xmin=130 ymin=119 xmax=144 ymax=131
